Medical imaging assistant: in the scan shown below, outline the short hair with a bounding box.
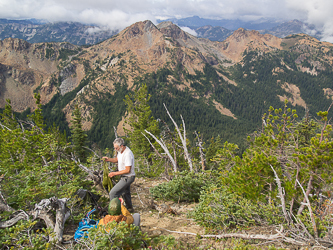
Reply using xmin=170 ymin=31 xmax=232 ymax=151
xmin=113 ymin=138 xmax=125 ymax=147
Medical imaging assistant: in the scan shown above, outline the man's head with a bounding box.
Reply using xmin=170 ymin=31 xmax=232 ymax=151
xmin=108 ymin=198 xmax=121 ymax=215
xmin=113 ymin=138 xmax=125 ymax=153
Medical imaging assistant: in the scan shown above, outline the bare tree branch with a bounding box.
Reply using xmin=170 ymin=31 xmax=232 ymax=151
xmin=0 ymin=211 xmax=29 ymax=228
xmin=195 ymin=131 xmax=206 ymax=172
xmin=141 ymin=132 xmax=166 ymax=160
xmin=144 ymin=130 xmax=177 ymax=172
xmin=71 ymin=154 xmax=105 ymax=193
xmin=0 ymin=121 xmax=12 ymax=131
xmin=163 ymin=103 xmax=193 ymax=171
xmin=270 ymin=165 xmax=291 ymax=223
xmin=113 ymin=126 xmax=118 ymax=139
xmin=297 ymin=175 xmax=313 ymax=216
xmin=160 ymin=119 xmax=178 ymax=168
xmin=296 ymin=179 xmax=318 ymax=239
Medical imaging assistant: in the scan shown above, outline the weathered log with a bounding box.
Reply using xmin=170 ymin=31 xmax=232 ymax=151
xmin=53 ymin=198 xmax=70 ymax=242
xmin=0 ymin=197 xmax=71 ymax=243
xmin=0 ymin=211 xmax=29 ymax=229
xmin=31 ymin=210 xmax=55 ymax=230
xmin=159 ymin=227 xmax=309 ymax=246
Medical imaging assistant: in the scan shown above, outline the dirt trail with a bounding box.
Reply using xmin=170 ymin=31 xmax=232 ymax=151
xmin=130 ymin=177 xmax=219 ymax=248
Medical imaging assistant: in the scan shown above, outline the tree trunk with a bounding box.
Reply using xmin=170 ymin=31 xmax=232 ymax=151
xmin=163 ymin=104 xmax=193 ymax=171
xmin=53 ymin=198 xmax=70 ymax=243
xmin=144 ymin=130 xmax=178 ymax=172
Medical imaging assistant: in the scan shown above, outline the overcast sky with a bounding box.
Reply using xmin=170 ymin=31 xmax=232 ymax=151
xmin=1 ymin=0 xmax=333 ymax=42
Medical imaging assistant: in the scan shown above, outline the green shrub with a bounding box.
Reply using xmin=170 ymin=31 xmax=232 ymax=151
xmin=72 ymin=221 xmax=149 ymax=249
xmin=150 ymin=171 xmax=217 ymax=202
xmin=0 ymin=220 xmax=54 ymax=250
xmin=136 ymin=158 xmax=165 ymax=178
xmin=190 ymin=185 xmax=284 ymax=231
xmin=71 ymin=222 xmax=187 ymax=250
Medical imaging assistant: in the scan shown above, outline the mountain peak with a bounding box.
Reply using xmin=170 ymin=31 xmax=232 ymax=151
xmin=121 ymin=20 xmax=156 ymax=39
xmin=220 ymin=28 xmax=282 ymax=62
xmin=157 ymin=21 xmax=189 ymax=40
xmin=156 ymin=21 xmax=174 ymax=29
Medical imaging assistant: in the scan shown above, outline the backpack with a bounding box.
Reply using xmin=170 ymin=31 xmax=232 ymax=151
xmin=74 ymin=208 xmax=99 ymax=241
xmin=74 ymin=189 xmax=108 ymax=217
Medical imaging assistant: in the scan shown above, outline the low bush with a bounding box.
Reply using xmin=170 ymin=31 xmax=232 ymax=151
xmin=0 ymin=220 xmax=54 ymax=250
xmin=72 ymin=222 xmax=190 ymax=250
xmin=150 ymin=171 xmax=218 ymax=202
xmin=72 ymin=221 xmax=149 ymax=249
xmin=190 ymin=184 xmax=284 ymax=231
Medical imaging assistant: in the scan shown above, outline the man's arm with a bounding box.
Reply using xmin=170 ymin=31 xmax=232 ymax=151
xmin=102 ymin=156 xmax=118 ymax=163
xmin=108 ymin=166 xmax=131 ymax=178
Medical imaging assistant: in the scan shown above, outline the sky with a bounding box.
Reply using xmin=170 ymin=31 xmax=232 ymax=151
xmin=0 ymin=0 xmax=333 ymax=42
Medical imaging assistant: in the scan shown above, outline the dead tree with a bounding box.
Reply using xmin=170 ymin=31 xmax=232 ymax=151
xmin=159 ymin=119 xmax=178 ymax=169
xmin=297 ymin=179 xmax=318 ymax=239
xmin=71 ymin=154 xmax=108 ymax=195
xmin=143 ymin=130 xmax=178 ymax=172
xmin=270 ymin=165 xmax=291 ymax=223
xmin=195 ymin=131 xmax=206 ymax=171
xmin=113 ymin=126 xmax=118 ymax=139
xmin=0 ymin=197 xmax=70 ymax=243
xmin=163 ymin=103 xmax=193 ymax=171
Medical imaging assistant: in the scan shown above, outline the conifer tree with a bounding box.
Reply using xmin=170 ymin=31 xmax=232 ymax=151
xmin=70 ymin=104 xmax=87 ymax=162
xmin=205 ymin=135 xmax=223 ymax=169
xmin=29 ymin=93 xmax=45 ymax=129
xmin=0 ymin=99 xmax=17 ymax=129
xmin=124 ymin=84 xmax=160 ymax=164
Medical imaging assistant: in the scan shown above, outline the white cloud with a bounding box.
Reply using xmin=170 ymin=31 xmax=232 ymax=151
xmin=180 ymin=26 xmax=197 ymax=36
xmin=287 ymin=0 xmax=333 ymax=42
xmin=0 ymin=0 xmax=332 ymax=42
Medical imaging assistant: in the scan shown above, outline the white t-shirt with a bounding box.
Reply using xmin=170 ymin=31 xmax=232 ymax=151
xmin=117 ymin=146 xmax=135 ymax=177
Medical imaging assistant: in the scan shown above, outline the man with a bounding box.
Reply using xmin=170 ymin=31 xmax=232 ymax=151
xmin=102 ymin=138 xmax=135 ymax=213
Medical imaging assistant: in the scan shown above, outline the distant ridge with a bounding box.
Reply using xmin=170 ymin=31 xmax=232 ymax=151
xmin=158 ymin=16 xmax=322 ymax=41
xmin=157 ymin=16 xmax=283 ymax=30
xmin=0 ymin=19 xmax=117 ymax=45
xmin=0 ymin=17 xmax=324 ymax=45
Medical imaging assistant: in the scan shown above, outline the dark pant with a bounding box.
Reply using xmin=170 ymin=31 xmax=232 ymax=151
xmin=109 ymin=176 xmax=135 ymax=209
